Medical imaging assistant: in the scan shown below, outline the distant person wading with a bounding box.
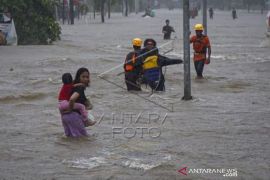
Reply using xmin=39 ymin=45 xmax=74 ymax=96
xmin=209 ymin=8 xmax=214 ymax=19
xmin=232 ymin=8 xmax=237 ymax=20
xmin=162 ymin=19 xmax=175 ymax=40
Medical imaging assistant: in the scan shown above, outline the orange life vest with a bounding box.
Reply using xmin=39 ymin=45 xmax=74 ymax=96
xmin=190 ymin=35 xmax=210 ymax=61
xmin=124 ymin=53 xmax=137 ymax=72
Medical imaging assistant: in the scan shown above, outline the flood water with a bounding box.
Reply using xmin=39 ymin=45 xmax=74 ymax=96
xmin=0 ymin=9 xmax=269 ymax=180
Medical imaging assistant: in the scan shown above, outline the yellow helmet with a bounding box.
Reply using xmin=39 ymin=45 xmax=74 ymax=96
xmin=194 ymin=24 xmax=204 ymax=31
xmin=132 ymin=38 xmax=142 ymax=47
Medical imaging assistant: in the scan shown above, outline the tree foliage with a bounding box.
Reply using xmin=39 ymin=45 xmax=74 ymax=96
xmin=0 ymin=0 xmax=61 ymax=45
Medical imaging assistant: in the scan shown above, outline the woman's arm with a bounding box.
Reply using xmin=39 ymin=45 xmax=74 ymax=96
xmin=68 ymin=92 xmax=80 ymax=111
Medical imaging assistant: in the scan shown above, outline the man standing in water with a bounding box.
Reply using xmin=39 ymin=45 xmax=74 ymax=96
xmin=190 ymin=24 xmax=211 ymax=79
xmin=162 ymin=19 xmax=175 ymax=40
xmin=140 ymin=39 xmax=183 ymax=91
xmin=123 ymin=38 xmax=143 ymax=91
xmin=209 ymin=7 xmax=214 ymax=19
xmin=232 ymin=8 xmax=237 ymax=20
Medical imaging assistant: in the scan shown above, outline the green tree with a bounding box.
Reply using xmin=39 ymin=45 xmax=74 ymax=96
xmin=0 ymin=0 xmax=61 ymax=45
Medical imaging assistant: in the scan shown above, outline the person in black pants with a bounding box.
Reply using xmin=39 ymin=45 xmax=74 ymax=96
xmin=162 ymin=19 xmax=175 ymax=40
xmin=124 ymin=38 xmax=143 ymax=91
xmin=190 ymin=24 xmax=211 ymax=79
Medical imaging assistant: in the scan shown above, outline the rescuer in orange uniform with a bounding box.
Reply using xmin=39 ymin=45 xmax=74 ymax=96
xmin=124 ymin=38 xmax=143 ymax=91
xmin=190 ymin=24 xmax=211 ymax=79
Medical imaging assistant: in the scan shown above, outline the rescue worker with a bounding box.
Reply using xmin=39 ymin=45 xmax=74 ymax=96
xmin=140 ymin=39 xmax=183 ymax=91
xmin=124 ymin=38 xmax=143 ymax=91
xmin=190 ymin=24 xmax=211 ymax=79
xmin=162 ymin=19 xmax=175 ymax=40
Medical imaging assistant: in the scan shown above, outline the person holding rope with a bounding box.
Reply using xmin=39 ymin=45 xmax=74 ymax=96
xmin=140 ymin=39 xmax=183 ymax=92
xmin=124 ymin=38 xmax=143 ymax=91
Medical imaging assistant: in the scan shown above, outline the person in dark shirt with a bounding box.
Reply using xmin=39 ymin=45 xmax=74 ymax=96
xmin=124 ymin=38 xmax=142 ymax=91
xmin=140 ymin=39 xmax=183 ymax=91
xmin=162 ymin=19 xmax=175 ymax=40
xmin=124 ymin=38 xmax=143 ymax=91
xmin=232 ymin=8 xmax=237 ymax=20
xmin=209 ymin=8 xmax=214 ymax=19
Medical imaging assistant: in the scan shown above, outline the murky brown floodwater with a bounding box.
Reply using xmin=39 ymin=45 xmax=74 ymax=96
xmin=0 ymin=9 xmax=269 ymax=180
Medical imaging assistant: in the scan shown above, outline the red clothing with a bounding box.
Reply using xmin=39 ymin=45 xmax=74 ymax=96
xmin=58 ymin=84 xmax=73 ymax=101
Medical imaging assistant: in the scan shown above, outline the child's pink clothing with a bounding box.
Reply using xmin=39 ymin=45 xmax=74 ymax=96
xmin=58 ymin=100 xmax=88 ymax=121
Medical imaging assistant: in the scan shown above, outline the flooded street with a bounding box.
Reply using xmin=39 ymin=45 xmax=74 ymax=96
xmin=0 ymin=9 xmax=270 ymax=179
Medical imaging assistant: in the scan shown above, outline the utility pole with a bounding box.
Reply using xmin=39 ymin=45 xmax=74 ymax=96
xmin=108 ymin=0 xmax=111 ymax=19
xmin=135 ymin=0 xmax=139 ymax=14
xmin=62 ymin=0 xmax=65 ymax=24
xmin=202 ymin=0 xmax=207 ymax=35
xmin=183 ymin=0 xmax=192 ymax=100
xmin=125 ymin=0 xmax=128 ymax=17
xmin=101 ymin=0 xmax=105 ymax=23
xmin=93 ymin=0 xmax=96 ymax=19
xmin=70 ymin=0 xmax=74 ymax=24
